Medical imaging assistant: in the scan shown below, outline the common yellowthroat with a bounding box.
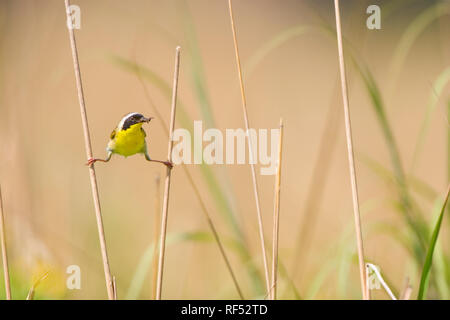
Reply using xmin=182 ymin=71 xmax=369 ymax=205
xmin=87 ymin=112 xmax=173 ymax=168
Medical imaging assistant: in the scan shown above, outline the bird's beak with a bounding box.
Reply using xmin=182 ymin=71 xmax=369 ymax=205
xmin=142 ymin=116 xmax=154 ymax=123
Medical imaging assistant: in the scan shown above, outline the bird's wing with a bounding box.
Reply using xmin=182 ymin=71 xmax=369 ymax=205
xmin=110 ymin=129 xmax=116 ymax=140
xmin=141 ymin=127 xmax=147 ymax=138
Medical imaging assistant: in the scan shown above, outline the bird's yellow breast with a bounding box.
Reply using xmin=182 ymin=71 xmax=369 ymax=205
xmin=108 ymin=123 xmax=147 ymax=157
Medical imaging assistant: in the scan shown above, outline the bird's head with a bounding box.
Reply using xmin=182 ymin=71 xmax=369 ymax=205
xmin=119 ymin=112 xmax=154 ymax=130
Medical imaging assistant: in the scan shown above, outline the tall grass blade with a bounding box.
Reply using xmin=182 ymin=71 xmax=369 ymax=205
xmin=176 ymin=2 xmax=248 ymax=255
xmin=447 ymin=99 xmax=450 ymax=230
xmin=411 ymin=67 xmax=450 ymax=172
xmin=355 ymin=63 xmax=428 ymax=258
xmin=360 ymin=153 xmax=438 ymax=205
xmin=388 ymin=2 xmax=450 ymax=99
xmin=0 ymin=185 xmax=11 ymax=299
xmin=417 ymin=184 xmax=450 ymax=300
xmin=245 ymin=26 xmax=310 ymax=76
xmin=178 ymin=0 xmax=215 ymax=129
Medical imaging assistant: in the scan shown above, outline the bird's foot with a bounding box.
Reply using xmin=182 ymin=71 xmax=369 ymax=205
xmin=86 ymin=158 xmax=98 ymax=166
xmin=164 ymin=161 xmax=174 ymax=169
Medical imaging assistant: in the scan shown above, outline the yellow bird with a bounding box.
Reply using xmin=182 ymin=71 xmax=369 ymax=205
xmin=87 ymin=112 xmax=172 ymax=168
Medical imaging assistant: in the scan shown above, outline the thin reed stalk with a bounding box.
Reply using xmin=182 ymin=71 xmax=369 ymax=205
xmin=400 ymin=277 xmax=412 ymax=300
xmin=64 ymin=0 xmax=114 ymax=300
xmin=155 ymin=46 xmax=181 ymax=300
xmin=152 ymin=174 xmax=161 ymax=299
xmin=0 ymin=185 xmax=11 ymax=300
xmin=228 ymin=0 xmax=271 ymax=296
xmin=401 ymin=286 xmax=412 ymax=300
xmin=112 ymin=276 xmax=117 ymax=300
xmin=270 ymin=119 xmax=284 ymax=300
xmin=333 ymin=0 xmax=368 ymax=300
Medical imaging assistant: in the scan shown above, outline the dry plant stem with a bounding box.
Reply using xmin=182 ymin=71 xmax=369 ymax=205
xmin=0 ymin=186 xmax=11 ymax=300
xmin=333 ymin=0 xmax=368 ymax=300
xmin=135 ymin=66 xmax=244 ymax=300
xmin=152 ymin=174 xmax=161 ymax=299
xmin=401 ymin=285 xmax=412 ymax=300
xmin=228 ymin=0 xmax=271 ymax=296
xmin=364 ymin=264 xmax=371 ymax=299
xmin=270 ymin=119 xmax=284 ymax=300
xmin=112 ymin=276 xmax=117 ymax=300
xmin=400 ymin=277 xmax=412 ymax=300
xmin=64 ymin=0 xmax=114 ymax=300
xmin=155 ymin=46 xmax=181 ymax=300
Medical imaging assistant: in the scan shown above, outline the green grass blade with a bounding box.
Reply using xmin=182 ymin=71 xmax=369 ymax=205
xmin=178 ymin=0 xmax=215 ymax=129
xmin=109 ymin=56 xmax=193 ymax=131
xmin=388 ymin=2 xmax=450 ymax=97
xmin=417 ymin=185 xmax=450 ymax=300
xmin=278 ymin=261 xmax=302 ymax=300
xmin=431 ymin=195 xmax=450 ymax=299
xmin=245 ymin=25 xmax=310 ymax=76
xmin=448 ymin=100 xmax=450 ymax=183
xmin=411 ymin=67 xmax=450 ymax=172
xmin=360 ymin=152 xmax=439 ymax=203
xmin=355 ymin=63 xmax=428 ymax=250
xmin=177 ymin=1 xmax=251 ymax=257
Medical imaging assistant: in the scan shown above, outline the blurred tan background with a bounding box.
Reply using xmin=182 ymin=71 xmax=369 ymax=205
xmin=0 ymin=0 xmax=449 ymax=299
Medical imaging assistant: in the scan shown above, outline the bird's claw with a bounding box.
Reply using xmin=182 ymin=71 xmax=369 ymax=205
xmin=164 ymin=161 xmax=174 ymax=169
xmin=86 ymin=158 xmax=96 ymax=166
